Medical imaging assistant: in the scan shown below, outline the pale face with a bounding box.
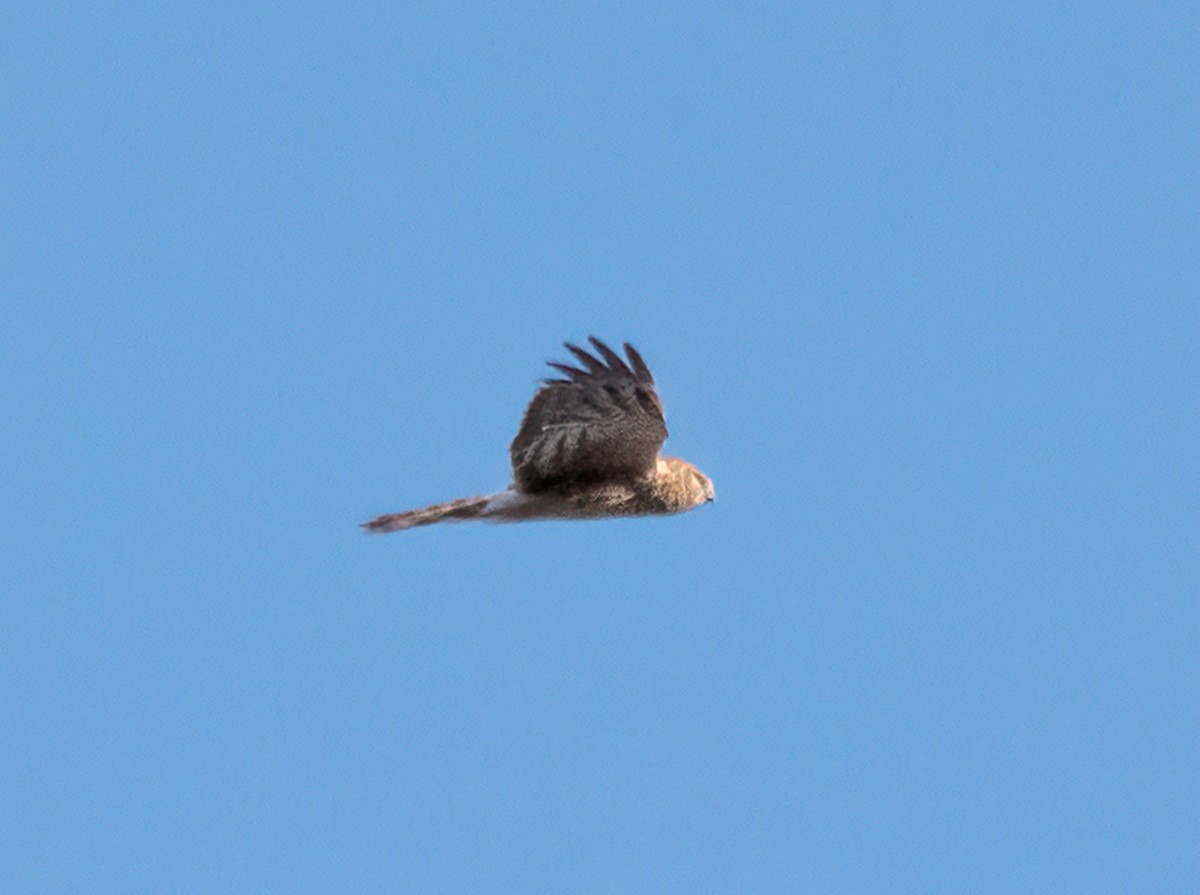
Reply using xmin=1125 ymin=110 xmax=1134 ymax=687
xmin=655 ymin=456 xmax=715 ymax=511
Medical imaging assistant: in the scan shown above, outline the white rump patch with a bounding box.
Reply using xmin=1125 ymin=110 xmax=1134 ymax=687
xmin=482 ymin=489 xmax=529 ymax=516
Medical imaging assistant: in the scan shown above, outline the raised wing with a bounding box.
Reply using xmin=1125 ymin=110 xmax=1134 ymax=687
xmin=510 ymin=337 xmax=668 ymax=492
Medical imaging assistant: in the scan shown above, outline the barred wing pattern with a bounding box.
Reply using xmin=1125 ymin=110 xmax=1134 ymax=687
xmin=510 ymin=338 xmax=668 ymax=492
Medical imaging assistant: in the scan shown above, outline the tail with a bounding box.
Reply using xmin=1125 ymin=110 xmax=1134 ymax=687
xmin=361 ymin=494 xmax=492 ymax=533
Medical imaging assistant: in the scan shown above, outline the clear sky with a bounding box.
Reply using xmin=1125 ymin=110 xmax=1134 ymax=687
xmin=3 ymin=3 xmax=1196 ymax=892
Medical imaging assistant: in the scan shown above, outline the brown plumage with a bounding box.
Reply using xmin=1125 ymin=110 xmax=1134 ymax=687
xmin=361 ymin=337 xmax=714 ymax=532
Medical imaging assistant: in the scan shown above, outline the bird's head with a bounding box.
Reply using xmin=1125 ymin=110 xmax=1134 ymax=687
xmin=658 ymin=456 xmax=716 ymax=511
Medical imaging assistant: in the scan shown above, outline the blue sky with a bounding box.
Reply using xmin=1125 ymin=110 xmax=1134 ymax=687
xmin=3 ymin=2 xmax=1196 ymax=892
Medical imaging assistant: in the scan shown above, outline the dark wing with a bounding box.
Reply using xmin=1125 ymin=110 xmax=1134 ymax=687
xmin=510 ymin=337 xmax=668 ymax=492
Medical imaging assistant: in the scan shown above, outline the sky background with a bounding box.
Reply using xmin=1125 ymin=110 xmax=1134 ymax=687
xmin=3 ymin=2 xmax=1196 ymax=892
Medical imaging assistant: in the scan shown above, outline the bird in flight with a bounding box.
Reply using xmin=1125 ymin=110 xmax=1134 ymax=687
xmin=362 ymin=337 xmax=714 ymax=532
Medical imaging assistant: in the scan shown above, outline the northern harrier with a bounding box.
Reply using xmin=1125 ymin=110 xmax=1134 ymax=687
xmin=362 ymin=337 xmax=714 ymax=532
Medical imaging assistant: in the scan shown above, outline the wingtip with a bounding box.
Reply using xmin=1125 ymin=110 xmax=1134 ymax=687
xmin=361 ymin=514 xmax=406 ymax=533
xmin=545 ymin=361 xmax=589 ymax=383
xmin=563 ymin=342 xmax=606 ymax=374
xmin=623 ymin=342 xmax=654 ymax=383
xmin=587 ymin=336 xmax=631 ymax=373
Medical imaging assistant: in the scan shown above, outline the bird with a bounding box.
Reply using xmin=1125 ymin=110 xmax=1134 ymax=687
xmin=361 ymin=337 xmax=714 ymax=532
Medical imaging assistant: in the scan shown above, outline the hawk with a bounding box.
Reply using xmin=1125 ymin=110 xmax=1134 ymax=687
xmin=362 ymin=337 xmax=714 ymax=532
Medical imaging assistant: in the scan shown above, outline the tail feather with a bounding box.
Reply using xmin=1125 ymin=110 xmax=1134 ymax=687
xmin=361 ymin=495 xmax=491 ymax=533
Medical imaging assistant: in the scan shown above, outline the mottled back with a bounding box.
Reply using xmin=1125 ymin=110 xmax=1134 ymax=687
xmin=510 ymin=337 xmax=668 ymax=492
